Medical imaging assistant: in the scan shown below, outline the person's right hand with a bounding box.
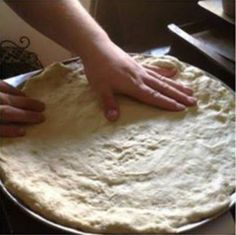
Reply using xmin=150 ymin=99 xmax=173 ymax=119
xmin=83 ymin=42 xmax=197 ymax=121
xmin=0 ymin=81 xmax=45 ymax=137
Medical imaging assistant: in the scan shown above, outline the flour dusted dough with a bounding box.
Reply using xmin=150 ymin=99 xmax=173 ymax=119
xmin=0 ymin=56 xmax=235 ymax=233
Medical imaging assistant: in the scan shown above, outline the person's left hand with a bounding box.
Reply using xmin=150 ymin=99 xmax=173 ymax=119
xmin=0 ymin=81 xmax=45 ymax=137
xmin=83 ymin=42 xmax=197 ymax=121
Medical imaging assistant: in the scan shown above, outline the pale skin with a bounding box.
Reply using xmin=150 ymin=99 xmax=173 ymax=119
xmin=1 ymin=0 xmax=197 ymax=137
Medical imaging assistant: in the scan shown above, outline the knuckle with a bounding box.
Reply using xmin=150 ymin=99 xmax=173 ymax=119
xmin=0 ymin=105 xmax=10 ymax=118
xmin=133 ymin=76 xmax=144 ymax=86
xmin=160 ymin=81 xmax=170 ymax=90
xmin=163 ymin=84 xmax=170 ymax=91
xmin=163 ymin=83 xmax=177 ymax=96
xmin=0 ymin=93 xmax=15 ymax=106
xmin=152 ymin=91 xmax=161 ymax=99
xmin=139 ymin=83 xmax=147 ymax=91
xmin=5 ymin=94 xmax=12 ymax=105
xmin=158 ymin=75 xmax=165 ymax=81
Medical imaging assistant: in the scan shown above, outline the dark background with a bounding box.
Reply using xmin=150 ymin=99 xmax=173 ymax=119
xmin=91 ymin=0 xmax=208 ymax=51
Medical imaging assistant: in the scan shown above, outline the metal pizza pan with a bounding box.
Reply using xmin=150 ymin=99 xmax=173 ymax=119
xmin=0 ymin=55 xmax=235 ymax=234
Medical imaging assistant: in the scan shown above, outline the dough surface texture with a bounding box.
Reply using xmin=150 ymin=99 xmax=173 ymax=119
xmin=0 ymin=56 xmax=235 ymax=234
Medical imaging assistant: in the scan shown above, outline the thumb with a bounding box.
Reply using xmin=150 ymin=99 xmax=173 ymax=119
xmin=100 ymin=89 xmax=119 ymax=121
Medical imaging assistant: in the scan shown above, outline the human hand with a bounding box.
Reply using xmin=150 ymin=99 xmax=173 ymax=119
xmin=83 ymin=42 xmax=197 ymax=121
xmin=0 ymin=81 xmax=45 ymax=137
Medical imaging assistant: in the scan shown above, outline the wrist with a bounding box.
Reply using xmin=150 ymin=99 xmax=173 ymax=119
xmin=75 ymin=32 xmax=113 ymax=64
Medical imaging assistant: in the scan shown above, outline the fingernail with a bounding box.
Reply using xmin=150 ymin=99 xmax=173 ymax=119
xmin=188 ymin=97 xmax=197 ymax=105
xmin=106 ymin=109 xmax=118 ymax=121
xmin=176 ymin=103 xmax=186 ymax=111
xmin=18 ymin=128 xmax=25 ymax=136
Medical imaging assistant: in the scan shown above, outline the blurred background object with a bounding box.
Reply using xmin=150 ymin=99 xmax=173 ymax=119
xmin=90 ymin=0 xmax=208 ymax=51
xmin=222 ymin=0 xmax=235 ymax=18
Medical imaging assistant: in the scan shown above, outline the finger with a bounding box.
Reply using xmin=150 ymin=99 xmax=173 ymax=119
xmin=144 ymin=76 xmax=196 ymax=106
xmin=0 ymin=93 xmax=45 ymax=112
xmin=100 ymin=90 xmax=119 ymax=121
xmin=130 ymin=84 xmax=186 ymax=111
xmin=0 ymin=105 xmax=45 ymax=123
xmin=0 ymin=80 xmax=25 ymax=96
xmin=0 ymin=124 xmax=25 ymax=137
xmin=143 ymin=64 xmax=177 ymax=78
xmin=145 ymin=69 xmax=193 ymax=96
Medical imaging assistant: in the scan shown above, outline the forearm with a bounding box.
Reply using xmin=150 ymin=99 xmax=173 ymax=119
xmin=5 ymin=0 xmax=111 ymax=62
xmin=4 ymin=0 xmax=196 ymax=126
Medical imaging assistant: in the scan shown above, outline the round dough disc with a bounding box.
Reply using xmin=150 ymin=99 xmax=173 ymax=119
xmin=0 ymin=55 xmax=235 ymax=233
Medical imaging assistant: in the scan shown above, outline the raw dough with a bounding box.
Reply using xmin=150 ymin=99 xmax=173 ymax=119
xmin=0 ymin=55 xmax=235 ymax=233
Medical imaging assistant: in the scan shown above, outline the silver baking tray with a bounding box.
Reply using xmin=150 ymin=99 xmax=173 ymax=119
xmin=0 ymin=56 xmax=235 ymax=234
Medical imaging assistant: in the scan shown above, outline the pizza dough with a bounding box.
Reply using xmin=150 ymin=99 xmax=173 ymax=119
xmin=0 ymin=55 xmax=235 ymax=233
